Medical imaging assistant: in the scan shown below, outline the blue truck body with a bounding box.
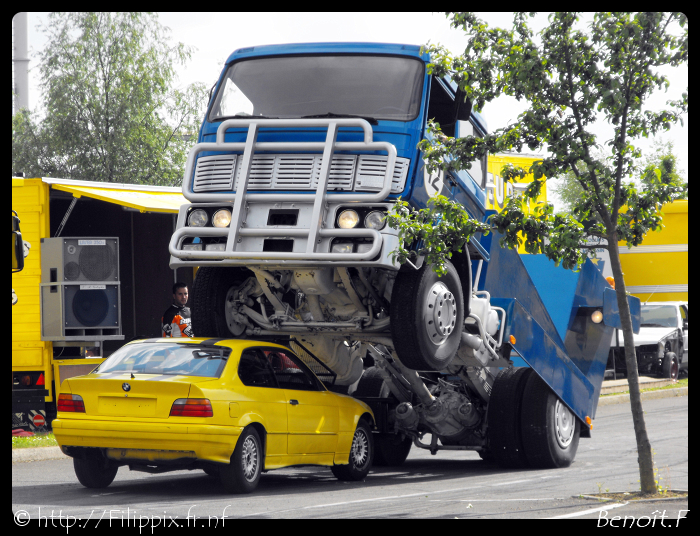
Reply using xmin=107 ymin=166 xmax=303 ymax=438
xmin=170 ymin=42 xmax=640 ymax=464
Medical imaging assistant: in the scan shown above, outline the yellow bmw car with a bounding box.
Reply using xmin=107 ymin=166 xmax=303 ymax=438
xmin=52 ymin=338 xmax=374 ymax=493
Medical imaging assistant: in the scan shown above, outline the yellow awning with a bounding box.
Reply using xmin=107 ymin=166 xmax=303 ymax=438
xmin=51 ymin=184 xmax=187 ymax=214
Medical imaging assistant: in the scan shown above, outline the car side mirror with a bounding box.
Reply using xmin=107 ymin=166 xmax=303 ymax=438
xmin=683 ymin=320 xmax=688 ymax=330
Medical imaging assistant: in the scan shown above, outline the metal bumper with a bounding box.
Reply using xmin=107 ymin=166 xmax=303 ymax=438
xmin=170 ymin=118 xmax=399 ymax=266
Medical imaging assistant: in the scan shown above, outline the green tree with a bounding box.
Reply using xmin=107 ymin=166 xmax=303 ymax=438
xmin=388 ymin=12 xmax=687 ymax=495
xmin=550 ymin=140 xmax=687 ymax=212
xmin=12 ymin=12 xmax=207 ymax=186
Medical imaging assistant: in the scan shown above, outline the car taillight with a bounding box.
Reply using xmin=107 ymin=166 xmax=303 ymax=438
xmin=57 ymin=394 xmax=85 ymax=413
xmin=170 ymin=398 xmax=213 ymax=417
xmin=36 ymin=373 xmax=45 ymax=386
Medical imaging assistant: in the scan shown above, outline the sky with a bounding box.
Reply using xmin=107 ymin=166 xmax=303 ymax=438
xmin=22 ymin=12 xmax=688 ymax=209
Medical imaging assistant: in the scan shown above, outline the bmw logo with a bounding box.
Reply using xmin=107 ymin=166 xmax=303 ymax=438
xmin=122 ymin=383 xmax=131 ymax=392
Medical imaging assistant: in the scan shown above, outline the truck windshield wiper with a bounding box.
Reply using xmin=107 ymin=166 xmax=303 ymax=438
xmin=299 ymin=113 xmax=378 ymax=125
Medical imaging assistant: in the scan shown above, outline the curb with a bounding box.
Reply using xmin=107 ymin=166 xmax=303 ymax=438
xmin=597 ymin=386 xmax=688 ymax=406
xmin=12 ymin=446 xmax=65 ymax=464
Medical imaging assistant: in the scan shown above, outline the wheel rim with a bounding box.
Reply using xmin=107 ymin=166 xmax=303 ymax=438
xmin=224 ymin=284 xmax=247 ymax=336
xmin=554 ymin=399 xmax=575 ymax=449
xmin=241 ymin=435 xmax=259 ymax=482
xmin=350 ymin=428 xmax=369 ymax=469
xmin=424 ymin=281 xmax=457 ymax=346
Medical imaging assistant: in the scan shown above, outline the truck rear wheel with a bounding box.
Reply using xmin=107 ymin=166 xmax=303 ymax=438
xmin=390 ymin=261 xmax=463 ymax=371
xmin=191 ymin=267 xmax=250 ymax=338
xmin=486 ymin=367 xmax=532 ymax=468
xmin=520 ymin=372 xmax=580 ymax=468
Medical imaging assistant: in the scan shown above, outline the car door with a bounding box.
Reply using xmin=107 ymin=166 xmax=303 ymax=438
xmin=264 ymin=348 xmax=339 ymax=455
xmin=679 ymin=304 xmax=688 ymax=363
xmin=235 ymin=349 xmax=288 ymax=458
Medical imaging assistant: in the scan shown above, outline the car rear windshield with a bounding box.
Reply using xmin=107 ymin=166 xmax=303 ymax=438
xmin=92 ymin=342 xmax=231 ymax=378
xmin=209 ymin=54 xmax=425 ymax=122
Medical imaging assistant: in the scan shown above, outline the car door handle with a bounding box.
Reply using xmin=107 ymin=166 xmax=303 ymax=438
xmin=289 ymin=399 xmax=299 ymax=406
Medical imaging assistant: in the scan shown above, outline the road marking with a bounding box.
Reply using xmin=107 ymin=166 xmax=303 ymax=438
xmin=491 ymin=479 xmax=532 ymax=486
xmin=546 ymin=502 xmax=628 ymax=519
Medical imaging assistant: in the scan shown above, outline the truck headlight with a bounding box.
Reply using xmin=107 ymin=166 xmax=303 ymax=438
xmin=658 ymin=342 xmax=665 ymax=359
xmin=188 ymin=209 xmax=208 ymax=227
xmin=332 ymin=243 xmax=354 ymax=253
xmin=364 ymin=210 xmax=386 ymax=230
xmin=212 ymin=209 xmax=232 ymax=228
xmin=338 ymin=210 xmax=359 ymax=229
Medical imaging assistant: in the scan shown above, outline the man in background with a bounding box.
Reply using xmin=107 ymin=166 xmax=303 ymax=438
xmin=162 ymin=282 xmax=194 ymax=338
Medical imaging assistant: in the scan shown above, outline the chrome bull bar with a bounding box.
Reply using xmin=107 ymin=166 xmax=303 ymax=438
xmin=171 ymin=118 xmax=397 ymax=262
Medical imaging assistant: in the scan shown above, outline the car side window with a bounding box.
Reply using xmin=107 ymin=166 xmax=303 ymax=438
xmin=237 ymin=349 xmax=277 ymax=388
xmin=263 ymin=349 xmax=323 ymax=392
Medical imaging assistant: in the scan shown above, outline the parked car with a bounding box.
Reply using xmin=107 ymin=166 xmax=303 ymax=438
xmin=608 ymin=301 xmax=688 ymax=380
xmin=52 ymin=338 xmax=374 ymax=493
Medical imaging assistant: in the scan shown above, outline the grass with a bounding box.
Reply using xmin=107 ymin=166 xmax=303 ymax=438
xmin=600 ymin=376 xmax=687 ymax=397
xmin=12 ymin=432 xmax=58 ymax=449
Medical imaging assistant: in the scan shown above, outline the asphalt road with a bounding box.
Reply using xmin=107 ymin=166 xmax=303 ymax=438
xmin=12 ymin=396 xmax=688 ymax=522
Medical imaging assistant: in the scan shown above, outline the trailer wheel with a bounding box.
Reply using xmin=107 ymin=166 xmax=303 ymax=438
xmin=661 ymin=352 xmax=679 ymax=380
xmin=486 ymin=367 xmax=532 ymax=468
xmin=191 ymin=267 xmax=251 ymax=338
xmin=332 ymin=419 xmax=374 ymax=481
xmin=354 ymin=367 xmax=412 ymax=466
xmin=390 ymin=261 xmax=464 ymax=371
xmin=520 ymin=373 xmax=580 ymax=468
xmin=73 ymin=454 xmax=119 ymax=489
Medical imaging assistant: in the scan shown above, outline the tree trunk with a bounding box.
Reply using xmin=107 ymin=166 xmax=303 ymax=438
xmin=607 ymin=233 xmax=657 ymax=494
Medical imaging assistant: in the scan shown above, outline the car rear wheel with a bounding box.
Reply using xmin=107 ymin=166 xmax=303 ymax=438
xmin=73 ymin=454 xmax=119 ymax=489
xmin=220 ymin=427 xmax=263 ymax=493
xmin=332 ymin=420 xmax=374 ymax=481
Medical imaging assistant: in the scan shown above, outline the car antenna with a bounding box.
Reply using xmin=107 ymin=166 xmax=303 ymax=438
xmin=130 ymin=372 xmax=135 ymax=379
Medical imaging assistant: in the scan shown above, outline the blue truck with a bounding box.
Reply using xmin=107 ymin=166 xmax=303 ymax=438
xmin=169 ymin=42 xmax=640 ymax=469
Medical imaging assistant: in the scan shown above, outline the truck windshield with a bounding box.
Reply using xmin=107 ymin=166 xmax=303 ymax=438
xmin=209 ymin=55 xmax=424 ymax=123
xmin=640 ymin=305 xmax=678 ymax=328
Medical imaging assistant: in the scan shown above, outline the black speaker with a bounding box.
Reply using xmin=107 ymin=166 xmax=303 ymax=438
xmin=40 ymin=237 xmax=123 ymax=341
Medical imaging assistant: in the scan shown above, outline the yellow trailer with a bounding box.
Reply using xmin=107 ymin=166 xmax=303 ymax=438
xmin=12 ymin=177 xmax=190 ymax=431
xmin=618 ymin=199 xmax=688 ymax=303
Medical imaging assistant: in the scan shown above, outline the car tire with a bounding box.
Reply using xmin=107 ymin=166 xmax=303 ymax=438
xmin=191 ymin=267 xmax=252 ymax=338
xmin=390 ymin=261 xmax=464 ymax=371
xmin=487 ymin=367 xmax=532 ymax=468
xmin=220 ymin=427 xmax=263 ymax=494
xmin=73 ymin=454 xmax=119 ymax=489
xmin=332 ymin=420 xmax=374 ymax=481
xmin=520 ymin=373 xmax=580 ymax=468
xmin=661 ymin=352 xmax=679 ymax=380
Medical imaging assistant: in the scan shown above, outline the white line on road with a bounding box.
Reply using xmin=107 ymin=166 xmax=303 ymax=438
xmin=546 ymin=502 xmax=628 ymax=519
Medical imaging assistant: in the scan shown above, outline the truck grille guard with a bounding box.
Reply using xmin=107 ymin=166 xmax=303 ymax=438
xmin=169 ymin=118 xmax=399 ymax=262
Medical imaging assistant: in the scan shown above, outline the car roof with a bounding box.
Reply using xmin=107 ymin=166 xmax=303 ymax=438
xmin=126 ymin=338 xmax=292 ymax=352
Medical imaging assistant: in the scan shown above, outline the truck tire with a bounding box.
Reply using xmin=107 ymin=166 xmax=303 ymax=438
xmin=191 ymin=267 xmax=251 ymax=338
xmin=354 ymin=367 xmax=412 ymax=466
xmin=220 ymin=426 xmax=263 ymax=493
xmin=331 ymin=419 xmax=374 ymax=481
xmin=661 ymin=352 xmax=679 ymax=380
xmin=486 ymin=367 xmax=532 ymax=468
xmin=390 ymin=260 xmax=464 ymax=371
xmin=520 ymin=372 xmax=580 ymax=468
xmin=73 ymin=454 xmax=119 ymax=489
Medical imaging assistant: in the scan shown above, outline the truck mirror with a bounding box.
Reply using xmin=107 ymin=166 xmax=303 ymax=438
xmin=455 ymin=89 xmax=472 ymax=122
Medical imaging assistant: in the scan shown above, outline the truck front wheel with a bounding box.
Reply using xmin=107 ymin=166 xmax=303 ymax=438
xmin=191 ymin=267 xmax=250 ymax=338
xmin=520 ymin=373 xmax=580 ymax=468
xmin=390 ymin=261 xmax=464 ymax=371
